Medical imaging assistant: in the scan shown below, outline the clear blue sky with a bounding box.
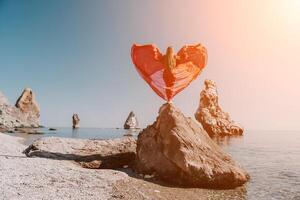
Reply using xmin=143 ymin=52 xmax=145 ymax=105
xmin=1 ymin=0 xmax=300 ymax=130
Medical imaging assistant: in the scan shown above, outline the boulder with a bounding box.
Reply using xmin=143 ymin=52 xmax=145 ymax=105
xmin=135 ymin=103 xmax=249 ymax=189
xmin=23 ymin=137 xmax=137 ymax=169
xmin=195 ymin=80 xmax=243 ymax=137
xmin=0 ymin=88 xmax=40 ymax=128
xmin=72 ymin=114 xmax=80 ymax=128
xmin=124 ymin=111 xmax=138 ymax=129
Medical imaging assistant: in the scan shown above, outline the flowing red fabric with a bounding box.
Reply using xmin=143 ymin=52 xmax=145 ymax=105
xmin=131 ymin=44 xmax=208 ymax=101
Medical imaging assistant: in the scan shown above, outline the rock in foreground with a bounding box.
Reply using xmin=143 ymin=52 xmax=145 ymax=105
xmin=135 ymin=103 xmax=249 ymax=189
xmin=24 ymin=137 xmax=136 ymax=169
xmin=124 ymin=111 xmax=138 ymax=129
xmin=195 ymin=80 xmax=244 ymax=137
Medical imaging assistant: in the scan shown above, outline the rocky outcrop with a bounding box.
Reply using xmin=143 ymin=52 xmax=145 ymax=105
xmin=124 ymin=111 xmax=138 ymax=129
xmin=24 ymin=137 xmax=137 ymax=169
xmin=0 ymin=88 xmax=40 ymax=129
xmin=195 ymin=80 xmax=243 ymax=137
xmin=15 ymin=88 xmax=40 ymax=118
xmin=135 ymin=103 xmax=249 ymax=189
xmin=72 ymin=114 xmax=80 ymax=129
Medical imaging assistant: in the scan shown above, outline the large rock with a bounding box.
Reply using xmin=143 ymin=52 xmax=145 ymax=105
xmin=24 ymin=137 xmax=137 ymax=169
xmin=72 ymin=114 xmax=80 ymax=128
xmin=135 ymin=103 xmax=249 ymax=189
xmin=195 ymin=80 xmax=243 ymax=137
xmin=124 ymin=111 xmax=138 ymax=129
xmin=0 ymin=88 xmax=40 ymax=129
xmin=15 ymin=88 xmax=40 ymax=119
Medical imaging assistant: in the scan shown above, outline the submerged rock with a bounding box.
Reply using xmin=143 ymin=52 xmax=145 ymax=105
xmin=135 ymin=103 xmax=249 ymax=189
xmin=14 ymin=128 xmax=44 ymax=134
xmin=195 ymin=80 xmax=244 ymax=137
xmin=124 ymin=111 xmax=138 ymax=129
xmin=72 ymin=114 xmax=80 ymax=129
xmin=24 ymin=137 xmax=137 ymax=169
xmin=0 ymin=88 xmax=40 ymax=129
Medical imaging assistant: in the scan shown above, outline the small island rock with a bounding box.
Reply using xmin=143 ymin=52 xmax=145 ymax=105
xmin=124 ymin=111 xmax=138 ymax=129
xmin=135 ymin=103 xmax=249 ymax=189
xmin=195 ymin=80 xmax=244 ymax=137
xmin=72 ymin=114 xmax=80 ymax=129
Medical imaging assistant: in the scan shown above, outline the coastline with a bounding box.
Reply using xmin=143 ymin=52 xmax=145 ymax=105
xmin=0 ymin=132 xmax=247 ymax=200
xmin=0 ymin=132 xmax=127 ymax=200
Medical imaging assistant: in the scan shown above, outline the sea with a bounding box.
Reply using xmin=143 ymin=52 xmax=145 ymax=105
xmin=6 ymin=128 xmax=300 ymax=200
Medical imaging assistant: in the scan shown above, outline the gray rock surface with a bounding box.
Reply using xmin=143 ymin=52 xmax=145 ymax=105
xmin=24 ymin=136 xmax=137 ymax=169
xmin=0 ymin=88 xmax=40 ymax=129
xmin=135 ymin=103 xmax=249 ymax=189
xmin=124 ymin=111 xmax=138 ymax=129
xmin=195 ymin=80 xmax=244 ymax=137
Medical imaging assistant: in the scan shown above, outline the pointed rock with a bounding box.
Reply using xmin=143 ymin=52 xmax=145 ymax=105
xmin=0 ymin=88 xmax=40 ymax=128
xmin=135 ymin=103 xmax=249 ymax=189
xmin=15 ymin=88 xmax=40 ymax=121
xmin=195 ymin=80 xmax=244 ymax=137
xmin=124 ymin=111 xmax=138 ymax=129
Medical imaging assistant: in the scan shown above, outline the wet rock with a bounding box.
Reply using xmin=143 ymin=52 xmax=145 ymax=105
xmin=72 ymin=114 xmax=80 ymax=129
xmin=23 ymin=137 xmax=137 ymax=169
xmin=14 ymin=128 xmax=44 ymax=134
xmin=124 ymin=111 xmax=138 ymax=129
xmin=195 ymin=80 xmax=244 ymax=137
xmin=123 ymin=133 xmax=133 ymax=137
xmin=135 ymin=103 xmax=249 ymax=189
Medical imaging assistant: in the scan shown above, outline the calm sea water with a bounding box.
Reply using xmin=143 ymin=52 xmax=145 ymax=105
xmin=216 ymin=130 xmax=300 ymax=200
xmin=7 ymin=128 xmax=300 ymax=200
xmin=9 ymin=128 xmax=140 ymax=145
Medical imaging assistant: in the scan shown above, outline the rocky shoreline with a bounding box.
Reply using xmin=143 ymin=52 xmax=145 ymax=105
xmin=0 ymin=132 xmax=248 ymax=200
xmin=0 ymin=81 xmax=249 ymax=199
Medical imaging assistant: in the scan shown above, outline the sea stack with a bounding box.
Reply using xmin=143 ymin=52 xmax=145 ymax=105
xmin=0 ymin=88 xmax=40 ymax=129
xmin=72 ymin=114 xmax=80 ymax=129
xmin=135 ymin=103 xmax=249 ymax=189
xmin=195 ymin=80 xmax=244 ymax=137
xmin=124 ymin=111 xmax=138 ymax=129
